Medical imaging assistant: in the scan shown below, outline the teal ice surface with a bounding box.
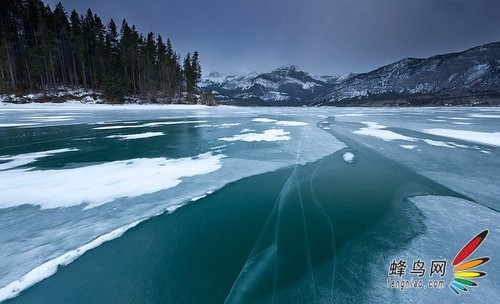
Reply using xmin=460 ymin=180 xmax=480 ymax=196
xmin=0 ymin=105 xmax=499 ymax=303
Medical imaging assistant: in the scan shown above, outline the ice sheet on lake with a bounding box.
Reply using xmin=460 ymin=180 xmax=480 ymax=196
xmin=0 ymin=220 xmax=141 ymax=302
xmin=0 ymin=105 xmax=348 ymax=298
xmin=369 ymin=196 xmax=500 ymax=303
xmin=0 ymin=153 xmax=225 ymax=209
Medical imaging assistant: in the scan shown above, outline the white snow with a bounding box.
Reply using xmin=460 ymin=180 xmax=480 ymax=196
xmin=218 ymin=123 xmax=241 ymax=128
xmin=252 ymin=118 xmax=307 ymax=127
xmin=336 ymin=113 xmax=364 ymax=117
xmin=0 ymin=220 xmax=141 ymax=302
xmin=219 ymin=129 xmax=291 ymax=142
xmin=452 ymin=122 xmax=472 ymax=125
xmin=190 ymin=194 xmax=207 ymax=202
xmin=422 ymin=139 xmax=455 ymax=148
xmin=93 ymin=120 xmax=207 ymax=130
xmin=252 ymin=118 xmax=278 ymax=123
xmin=23 ymin=115 xmax=74 ymax=122
xmin=468 ymin=114 xmax=500 ymax=119
xmin=0 ymin=123 xmax=38 ymax=127
xmin=106 ymin=132 xmax=165 ymax=140
xmin=354 ymin=122 xmax=415 ymax=142
xmin=400 ymin=145 xmax=416 ymax=150
xmin=0 ymin=149 xmax=78 ymax=171
xmin=342 ymin=152 xmax=355 ymax=163
xmin=422 ymin=129 xmax=500 ymax=147
xmin=0 ymin=153 xmax=225 ymax=209
xmin=274 ymin=121 xmax=308 ymax=127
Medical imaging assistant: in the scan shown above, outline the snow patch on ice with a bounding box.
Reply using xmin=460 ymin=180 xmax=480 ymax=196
xmin=422 ymin=139 xmax=456 ymax=148
xmin=451 ymin=121 xmax=472 ymax=125
xmin=336 ymin=113 xmax=364 ymax=117
xmin=274 ymin=121 xmax=308 ymax=127
xmin=0 ymin=123 xmax=38 ymax=127
xmin=400 ymin=145 xmax=416 ymax=150
xmin=422 ymin=129 xmax=500 ymax=147
xmin=354 ymin=122 xmax=415 ymax=142
xmin=0 ymin=153 xmax=225 ymax=209
xmin=0 ymin=148 xmax=78 ymax=171
xmin=106 ymin=132 xmax=165 ymax=140
xmin=252 ymin=118 xmax=278 ymax=123
xmin=219 ymin=129 xmax=291 ymax=142
xmin=468 ymin=114 xmax=500 ymax=119
xmin=93 ymin=120 xmax=206 ymax=130
xmin=342 ymin=152 xmax=355 ymax=164
xmin=23 ymin=115 xmax=74 ymax=122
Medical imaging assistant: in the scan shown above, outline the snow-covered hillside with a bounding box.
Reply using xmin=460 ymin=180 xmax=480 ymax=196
xmin=200 ymin=66 xmax=343 ymax=106
xmin=201 ymin=42 xmax=500 ymax=106
xmin=315 ymin=41 xmax=500 ymax=106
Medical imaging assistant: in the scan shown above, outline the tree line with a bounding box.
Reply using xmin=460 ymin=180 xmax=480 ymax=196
xmin=0 ymin=0 xmax=203 ymax=103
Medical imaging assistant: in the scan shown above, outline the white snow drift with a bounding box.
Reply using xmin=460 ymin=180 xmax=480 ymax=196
xmin=0 ymin=152 xmax=225 ymax=209
xmin=219 ymin=129 xmax=291 ymax=142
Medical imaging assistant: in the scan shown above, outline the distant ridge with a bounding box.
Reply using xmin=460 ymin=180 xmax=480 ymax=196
xmin=201 ymin=41 xmax=500 ymax=106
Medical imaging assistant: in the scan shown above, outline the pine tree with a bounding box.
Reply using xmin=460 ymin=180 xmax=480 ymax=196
xmin=0 ymin=0 xmax=203 ymax=103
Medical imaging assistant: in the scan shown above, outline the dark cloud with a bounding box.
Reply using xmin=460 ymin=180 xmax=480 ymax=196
xmin=44 ymin=0 xmax=500 ymax=75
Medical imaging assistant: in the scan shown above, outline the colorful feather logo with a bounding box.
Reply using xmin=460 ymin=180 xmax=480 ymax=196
xmin=449 ymin=230 xmax=490 ymax=295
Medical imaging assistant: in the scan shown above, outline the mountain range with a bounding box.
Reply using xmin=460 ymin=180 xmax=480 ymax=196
xmin=200 ymin=41 xmax=500 ymax=106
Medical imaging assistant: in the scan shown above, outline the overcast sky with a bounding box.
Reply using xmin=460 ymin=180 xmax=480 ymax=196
xmin=45 ymin=0 xmax=500 ymax=76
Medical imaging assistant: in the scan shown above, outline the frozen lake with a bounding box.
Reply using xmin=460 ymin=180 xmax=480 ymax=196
xmin=0 ymin=104 xmax=499 ymax=303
